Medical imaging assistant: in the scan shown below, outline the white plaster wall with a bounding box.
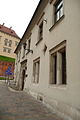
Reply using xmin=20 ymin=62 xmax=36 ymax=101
xmin=23 ymin=0 xmax=80 ymax=119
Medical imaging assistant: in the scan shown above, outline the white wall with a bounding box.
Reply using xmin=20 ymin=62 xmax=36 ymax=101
xmin=18 ymin=0 xmax=80 ymax=119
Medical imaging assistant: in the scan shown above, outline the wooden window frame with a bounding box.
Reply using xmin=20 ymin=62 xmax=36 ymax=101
xmin=33 ymin=57 xmax=40 ymax=84
xmin=49 ymin=40 xmax=67 ymax=85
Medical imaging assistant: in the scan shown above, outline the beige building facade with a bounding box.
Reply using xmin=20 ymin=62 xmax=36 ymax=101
xmin=15 ymin=0 xmax=80 ymax=119
xmin=0 ymin=24 xmax=20 ymax=58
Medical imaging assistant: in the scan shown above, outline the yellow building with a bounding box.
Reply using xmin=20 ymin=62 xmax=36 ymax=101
xmin=0 ymin=23 xmax=20 ymax=78
xmin=0 ymin=24 xmax=20 ymax=58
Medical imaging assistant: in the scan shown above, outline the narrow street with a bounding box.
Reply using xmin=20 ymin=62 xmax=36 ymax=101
xmin=0 ymin=81 xmax=61 ymax=120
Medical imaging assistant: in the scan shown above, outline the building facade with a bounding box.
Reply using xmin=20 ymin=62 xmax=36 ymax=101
xmin=0 ymin=24 xmax=20 ymax=78
xmin=15 ymin=0 xmax=80 ymax=119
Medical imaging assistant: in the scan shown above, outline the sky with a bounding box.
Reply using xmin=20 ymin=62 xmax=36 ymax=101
xmin=0 ymin=0 xmax=40 ymax=38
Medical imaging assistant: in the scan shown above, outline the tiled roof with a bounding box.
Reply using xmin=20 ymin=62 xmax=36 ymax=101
xmin=0 ymin=24 xmax=20 ymax=39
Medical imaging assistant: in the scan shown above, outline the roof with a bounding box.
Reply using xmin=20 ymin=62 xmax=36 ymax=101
xmin=14 ymin=0 xmax=49 ymax=53
xmin=0 ymin=24 xmax=20 ymax=39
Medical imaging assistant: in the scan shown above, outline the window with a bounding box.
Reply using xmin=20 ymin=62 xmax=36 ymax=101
xmin=9 ymin=40 xmax=12 ymax=47
xmin=39 ymin=21 xmax=43 ymax=41
xmin=15 ymin=41 xmax=18 ymax=46
xmin=3 ymin=47 xmax=11 ymax=53
xmin=8 ymin=48 xmax=11 ymax=53
xmin=22 ymin=43 xmax=26 ymax=58
xmin=3 ymin=47 xmax=6 ymax=52
xmin=54 ymin=0 xmax=63 ymax=22
xmin=50 ymin=41 xmax=66 ymax=85
xmin=28 ymin=39 xmax=31 ymax=50
xmin=33 ymin=58 xmax=40 ymax=83
xmin=4 ymin=39 xmax=12 ymax=47
xmin=4 ymin=39 xmax=8 ymax=46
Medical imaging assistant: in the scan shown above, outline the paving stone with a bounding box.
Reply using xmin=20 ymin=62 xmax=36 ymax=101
xmin=0 ymin=82 xmax=62 ymax=120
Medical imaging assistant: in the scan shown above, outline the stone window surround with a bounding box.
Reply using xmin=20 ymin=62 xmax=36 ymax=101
xmin=49 ymin=40 xmax=66 ymax=86
xmin=36 ymin=12 xmax=45 ymax=46
xmin=54 ymin=0 xmax=64 ymax=23
xmin=33 ymin=57 xmax=40 ymax=84
xmin=49 ymin=0 xmax=64 ymax=32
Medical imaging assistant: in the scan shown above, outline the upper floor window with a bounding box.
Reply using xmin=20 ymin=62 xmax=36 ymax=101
xmin=4 ymin=39 xmax=12 ymax=47
xmin=39 ymin=21 xmax=43 ymax=41
xmin=4 ymin=39 xmax=8 ymax=46
xmin=9 ymin=40 xmax=12 ymax=47
xmin=3 ymin=47 xmax=6 ymax=52
xmin=28 ymin=39 xmax=31 ymax=50
xmin=22 ymin=43 xmax=26 ymax=58
xmin=3 ymin=47 xmax=11 ymax=53
xmin=54 ymin=0 xmax=63 ymax=22
xmin=8 ymin=48 xmax=11 ymax=53
xmin=15 ymin=41 xmax=18 ymax=46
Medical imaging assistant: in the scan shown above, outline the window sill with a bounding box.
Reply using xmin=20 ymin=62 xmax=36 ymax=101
xmin=36 ymin=37 xmax=43 ymax=46
xmin=32 ymin=82 xmax=39 ymax=85
xmin=49 ymin=84 xmax=67 ymax=89
xmin=49 ymin=15 xmax=65 ymax=32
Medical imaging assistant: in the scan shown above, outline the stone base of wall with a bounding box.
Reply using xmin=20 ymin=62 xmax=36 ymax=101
xmin=24 ymin=89 xmax=80 ymax=120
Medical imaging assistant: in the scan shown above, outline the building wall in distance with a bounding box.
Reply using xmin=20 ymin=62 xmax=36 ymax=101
xmin=0 ymin=31 xmax=20 ymax=58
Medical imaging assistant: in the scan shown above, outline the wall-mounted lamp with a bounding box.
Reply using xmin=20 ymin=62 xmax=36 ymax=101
xmin=23 ymin=43 xmax=33 ymax=54
xmin=25 ymin=48 xmax=33 ymax=54
xmin=43 ymin=19 xmax=47 ymax=24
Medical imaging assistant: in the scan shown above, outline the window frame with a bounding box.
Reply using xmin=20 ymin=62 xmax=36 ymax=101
xmin=3 ymin=47 xmax=11 ymax=54
xmin=54 ymin=0 xmax=64 ymax=23
xmin=38 ymin=21 xmax=43 ymax=41
xmin=33 ymin=57 xmax=40 ymax=84
xmin=9 ymin=40 xmax=12 ymax=47
xmin=15 ymin=41 xmax=18 ymax=46
xmin=4 ymin=39 xmax=8 ymax=46
xmin=49 ymin=40 xmax=67 ymax=86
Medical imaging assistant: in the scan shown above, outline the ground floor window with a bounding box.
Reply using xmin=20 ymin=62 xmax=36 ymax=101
xmin=50 ymin=40 xmax=66 ymax=85
xmin=33 ymin=57 xmax=40 ymax=83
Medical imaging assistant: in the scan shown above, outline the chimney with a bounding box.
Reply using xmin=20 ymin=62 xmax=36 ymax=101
xmin=10 ymin=26 xmax=12 ymax=29
xmin=2 ymin=23 xmax=5 ymax=26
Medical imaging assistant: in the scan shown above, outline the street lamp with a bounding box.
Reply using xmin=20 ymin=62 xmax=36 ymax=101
xmin=23 ymin=43 xmax=33 ymax=54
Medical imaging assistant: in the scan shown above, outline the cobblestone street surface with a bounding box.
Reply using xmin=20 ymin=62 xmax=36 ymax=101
xmin=0 ymin=81 xmax=62 ymax=120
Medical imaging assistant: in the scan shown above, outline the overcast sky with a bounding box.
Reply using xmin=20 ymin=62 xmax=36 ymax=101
xmin=0 ymin=0 xmax=40 ymax=38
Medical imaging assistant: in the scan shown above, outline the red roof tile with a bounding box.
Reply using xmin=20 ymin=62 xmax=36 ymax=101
xmin=0 ymin=24 xmax=20 ymax=39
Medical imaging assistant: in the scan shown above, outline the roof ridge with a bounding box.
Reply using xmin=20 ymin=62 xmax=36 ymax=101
xmin=0 ymin=24 xmax=20 ymax=39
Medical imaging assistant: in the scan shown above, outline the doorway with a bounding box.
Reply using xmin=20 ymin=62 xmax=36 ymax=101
xmin=22 ymin=69 xmax=25 ymax=90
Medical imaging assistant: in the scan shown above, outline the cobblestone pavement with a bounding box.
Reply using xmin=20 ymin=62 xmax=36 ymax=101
xmin=0 ymin=81 xmax=62 ymax=120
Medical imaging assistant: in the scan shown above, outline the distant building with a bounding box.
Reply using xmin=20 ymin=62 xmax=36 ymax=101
xmin=0 ymin=24 xmax=20 ymax=78
xmin=15 ymin=0 xmax=80 ymax=120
